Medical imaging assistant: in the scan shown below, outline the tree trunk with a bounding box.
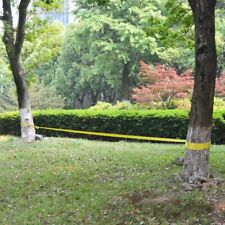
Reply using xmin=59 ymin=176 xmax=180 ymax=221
xmin=78 ymin=93 xmax=85 ymax=108
xmin=12 ymin=60 xmax=35 ymax=141
xmin=103 ymin=88 xmax=116 ymax=103
xmin=183 ymin=0 xmax=217 ymax=184
xmin=121 ymin=62 xmax=131 ymax=101
xmin=2 ymin=0 xmax=35 ymax=141
xmin=90 ymin=90 xmax=99 ymax=106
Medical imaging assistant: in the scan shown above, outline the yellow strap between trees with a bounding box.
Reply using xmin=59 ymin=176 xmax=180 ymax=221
xmin=185 ymin=142 xmax=211 ymax=151
xmin=34 ymin=125 xmax=186 ymax=143
xmin=20 ymin=124 xmax=211 ymax=149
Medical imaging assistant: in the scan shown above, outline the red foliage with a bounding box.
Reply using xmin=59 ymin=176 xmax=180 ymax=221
xmin=215 ymin=72 xmax=225 ymax=97
xmin=132 ymin=61 xmax=193 ymax=108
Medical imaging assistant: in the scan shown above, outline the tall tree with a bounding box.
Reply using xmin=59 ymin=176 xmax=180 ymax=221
xmin=1 ymin=0 xmax=60 ymax=140
xmin=183 ymin=0 xmax=217 ymax=185
xmin=1 ymin=0 xmax=36 ymax=141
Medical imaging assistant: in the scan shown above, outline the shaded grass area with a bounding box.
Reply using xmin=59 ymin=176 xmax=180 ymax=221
xmin=0 ymin=137 xmax=225 ymax=224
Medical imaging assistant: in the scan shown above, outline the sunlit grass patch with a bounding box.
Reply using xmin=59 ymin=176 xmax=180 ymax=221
xmin=0 ymin=135 xmax=11 ymax=142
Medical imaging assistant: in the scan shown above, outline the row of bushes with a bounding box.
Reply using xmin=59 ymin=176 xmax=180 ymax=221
xmin=0 ymin=109 xmax=225 ymax=144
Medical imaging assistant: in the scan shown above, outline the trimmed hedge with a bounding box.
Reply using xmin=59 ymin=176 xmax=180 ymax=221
xmin=0 ymin=109 xmax=225 ymax=144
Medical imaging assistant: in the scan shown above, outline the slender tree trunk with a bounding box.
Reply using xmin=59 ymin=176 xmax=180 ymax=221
xmin=103 ymin=88 xmax=116 ymax=103
xmin=11 ymin=59 xmax=35 ymax=140
xmin=78 ymin=93 xmax=85 ymax=108
xmin=183 ymin=0 xmax=217 ymax=184
xmin=90 ymin=90 xmax=99 ymax=106
xmin=121 ymin=62 xmax=131 ymax=101
xmin=108 ymin=90 xmax=116 ymax=103
xmin=2 ymin=0 xmax=35 ymax=141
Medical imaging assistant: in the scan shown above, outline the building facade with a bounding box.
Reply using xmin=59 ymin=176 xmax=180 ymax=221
xmin=43 ymin=0 xmax=73 ymax=25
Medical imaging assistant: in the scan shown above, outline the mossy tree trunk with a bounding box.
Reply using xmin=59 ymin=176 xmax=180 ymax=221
xmin=183 ymin=0 xmax=217 ymax=184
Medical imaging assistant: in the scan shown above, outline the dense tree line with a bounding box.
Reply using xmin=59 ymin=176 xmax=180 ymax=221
xmin=1 ymin=0 xmax=225 ymax=111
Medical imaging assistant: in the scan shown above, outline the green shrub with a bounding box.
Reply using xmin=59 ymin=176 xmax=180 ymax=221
xmin=0 ymin=109 xmax=225 ymax=144
xmin=89 ymin=101 xmax=140 ymax=110
xmin=89 ymin=101 xmax=113 ymax=110
xmin=213 ymin=97 xmax=225 ymax=111
xmin=112 ymin=101 xmax=135 ymax=110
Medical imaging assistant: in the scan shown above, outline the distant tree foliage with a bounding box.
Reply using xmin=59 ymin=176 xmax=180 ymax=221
xmin=55 ymin=0 xmax=164 ymax=108
xmin=30 ymin=82 xmax=65 ymax=109
xmin=23 ymin=20 xmax=64 ymax=84
xmin=1 ymin=0 xmax=225 ymax=113
xmin=0 ymin=1 xmax=63 ymax=112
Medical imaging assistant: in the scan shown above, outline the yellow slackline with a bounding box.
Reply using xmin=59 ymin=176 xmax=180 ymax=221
xmin=21 ymin=123 xmax=34 ymax=127
xmin=34 ymin=125 xmax=186 ymax=143
xmin=185 ymin=142 xmax=211 ymax=151
xmin=20 ymin=123 xmax=211 ymax=150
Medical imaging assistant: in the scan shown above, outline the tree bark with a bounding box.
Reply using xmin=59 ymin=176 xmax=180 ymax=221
xmin=11 ymin=60 xmax=35 ymax=140
xmin=183 ymin=0 xmax=217 ymax=184
xmin=78 ymin=93 xmax=85 ymax=108
xmin=121 ymin=61 xmax=131 ymax=101
xmin=90 ymin=90 xmax=99 ymax=106
xmin=2 ymin=0 xmax=35 ymax=141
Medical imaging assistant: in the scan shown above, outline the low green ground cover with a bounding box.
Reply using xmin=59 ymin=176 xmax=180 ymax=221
xmin=0 ymin=137 xmax=225 ymax=224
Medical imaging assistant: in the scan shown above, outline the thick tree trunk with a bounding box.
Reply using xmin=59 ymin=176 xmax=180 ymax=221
xmin=183 ymin=0 xmax=217 ymax=184
xmin=121 ymin=62 xmax=130 ymax=102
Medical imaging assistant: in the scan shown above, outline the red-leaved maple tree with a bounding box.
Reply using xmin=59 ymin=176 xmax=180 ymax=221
xmin=132 ymin=61 xmax=193 ymax=108
xmin=215 ymin=72 xmax=225 ymax=98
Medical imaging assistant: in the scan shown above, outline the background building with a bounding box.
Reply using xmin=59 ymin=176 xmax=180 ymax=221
xmin=43 ymin=0 xmax=74 ymax=25
xmin=0 ymin=0 xmax=74 ymax=27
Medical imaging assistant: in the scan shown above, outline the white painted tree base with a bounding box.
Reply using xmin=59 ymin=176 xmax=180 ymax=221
xmin=183 ymin=126 xmax=211 ymax=185
xmin=20 ymin=108 xmax=36 ymax=141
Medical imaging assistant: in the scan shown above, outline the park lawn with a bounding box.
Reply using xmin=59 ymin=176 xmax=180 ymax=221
xmin=0 ymin=137 xmax=225 ymax=224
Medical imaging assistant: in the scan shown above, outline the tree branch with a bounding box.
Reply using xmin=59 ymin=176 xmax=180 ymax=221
xmin=15 ymin=0 xmax=31 ymax=57
xmin=2 ymin=0 xmax=13 ymax=26
xmin=2 ymin=0 xmax=15 ymax=60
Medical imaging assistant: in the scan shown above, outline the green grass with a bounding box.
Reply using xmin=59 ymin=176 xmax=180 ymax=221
xmin=0 ymin=137 xmax=225 ymax=224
